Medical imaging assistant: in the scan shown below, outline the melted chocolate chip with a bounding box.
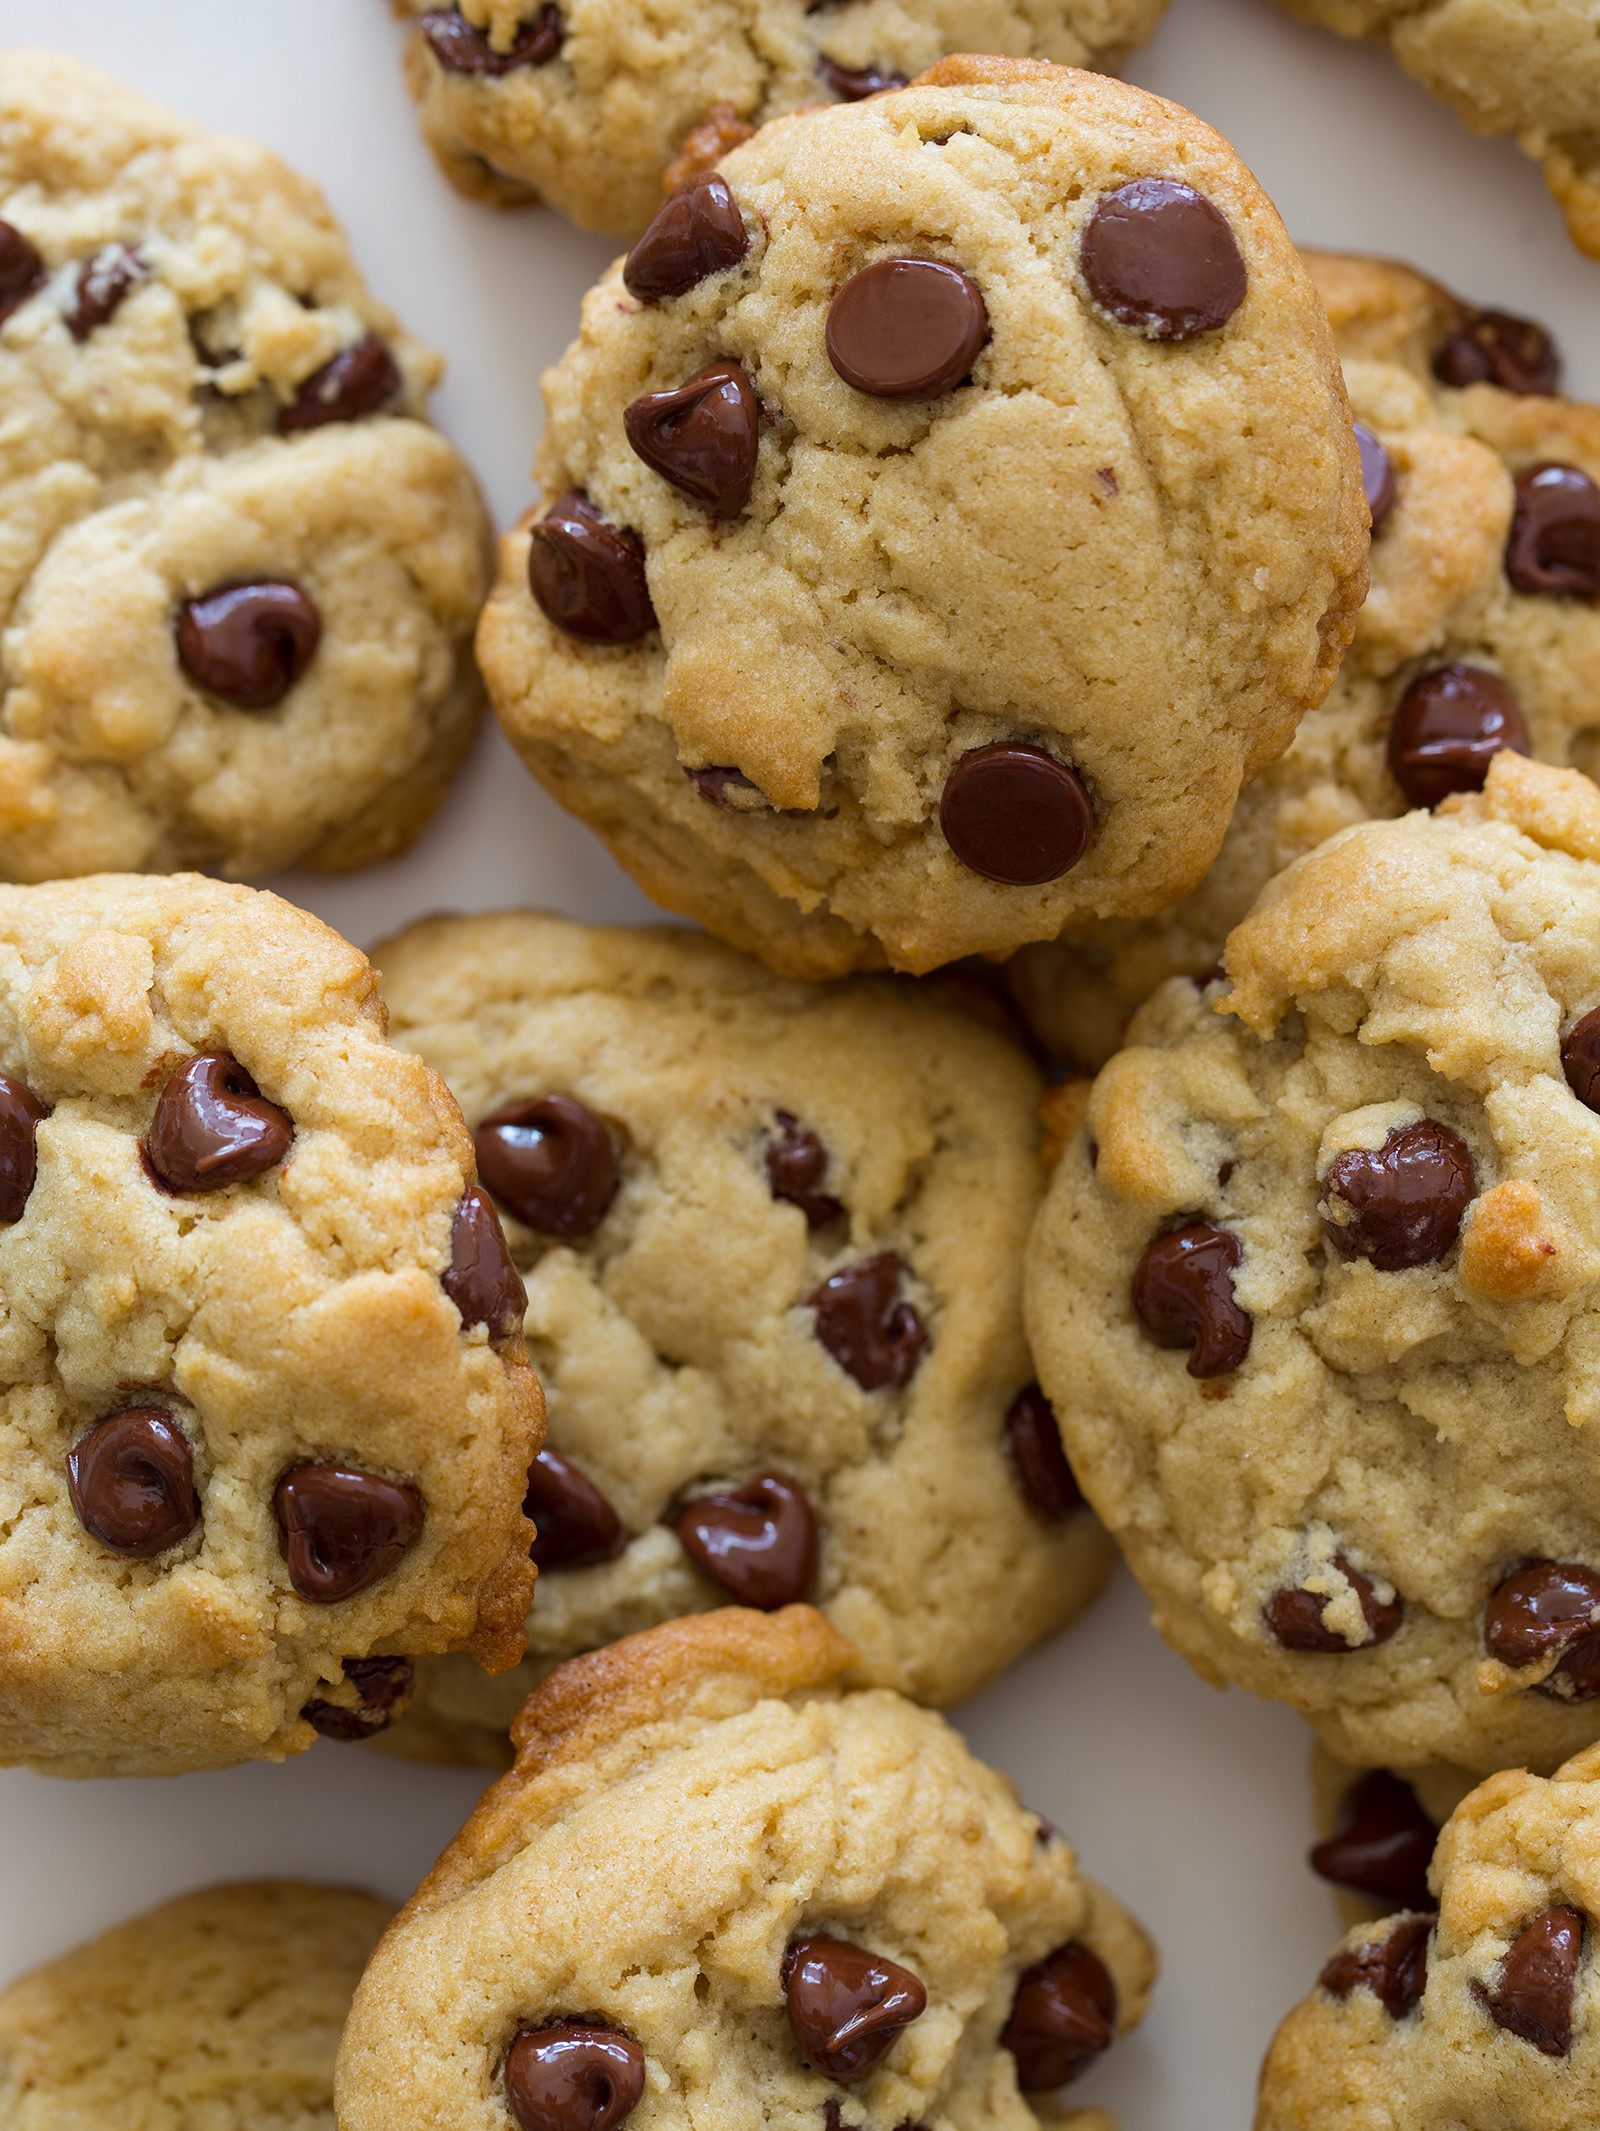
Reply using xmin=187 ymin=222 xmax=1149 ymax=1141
xmin=1321 ymin=1914 xmax=1433 ymax=2020
xmin=275 ymin=1465 xmax=423 ymax=1602
xmin=1310 ymin=1770 xmax=1436 ymax=1910
xmin=1001 ymin=1943 xmax=1117 ymax=2090
xmin=175 ymin=581 xmax=321 ymax=710
xmin=784 ymin=1937 xmax=927 ymax=2083
xmin=1433 ymin=310 xmax=1560 ymax=397
xmin=1264 ymin=1553 xmax=1402 ymax=1653
xmin=475 ymin=1095 xmax=618 ymax=1238
xmin=1386 ymin=665 xmax=1530 ymax=808
xmin=1505 ymin=463 xmax=1600 ymax=601
xmin=1321 ymin=1120 xmax=1474 ymax=1271
xmin=676 ymin=1472 xmax=817 ymax=1608
xmin=504 ymin=2023 xmax=646 ymax=2131
xmin=1080 ymin=178 xmax=1246 ymax=340
xmin=624 ymin=175 xmax=749 ymax=301
xmin=825 ymin=257 xmax=988 ymax=400
xmin=67 ymin=243 xmax=145 ymax=341
xmin=443 ymin=1184 xmax=527 ymax=1341
xmin=525 ymin=1447 xmax=625 ymax=1571
xmin=623 ymin=360 xmax=758 ymax=518
xmin=0 ymin=1072 xmax=46 ymax=1224
xmin=143 ymin=1054 xmax=293 ymax=1194
xmin=1472 ymin=1906 xmax=1584 ymax=2055
xmin=808 ymin=1253 xmax=927 ymax=1390
xmin=1563 ymin=1008 xmax=1600 ymax=1112
xmin=1005 ymin=1384 xmax=1085 ymax=1521
xmin=1354 ymin=423 xmax=1395 ymax=532
xmin=767 ymin=1113 xmax=843 ymax=1226
xmin=1130 ymin=1221 xmax=1251 ymax=1377
xmin=1483 ymin=1560 xmax=1600 ymax=1700
xmin=66 ymin=1407 xmax=199 ymax=1558
xmin=302 ymin=1654 xmax=415 ymax=1741
xmin=528 ymin=491 xmax=657 ymax=645
xmin=423 ymin=4 xmax=562 ymax=72
xmin=0 ymin=219 xmax=43 ymax=325
xmin=277 ymin=333 xmax=401 ymax=434
xmin=815 ymin=57 xmax=908 ymax=99
xmin=939 ymin=744 xmax=1094 ymax=885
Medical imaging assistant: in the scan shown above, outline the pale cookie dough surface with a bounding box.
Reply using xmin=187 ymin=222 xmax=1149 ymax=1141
xmin=482 ymin=58 xmax=1367 ymax=979
xmin=0 ymin=49 xmax=491 ymax=882
xmin=1026 ymin=755 xmax=1600 ymax=1776
xmin=338 ymin=1607 xmax=1155 ymax=2131
xmin=0 ymin=1881 xmax=394 ymax=2131
xmin=0 ymin=874 xmax=541 ymax=1779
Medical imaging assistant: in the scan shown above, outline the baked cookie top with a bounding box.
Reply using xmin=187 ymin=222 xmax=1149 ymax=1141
xmin=337 ymin=1606 xmax=1155 ymax=2131
xmin=480 ymin=57 xmax=1368 ymax=979
xmin=0 ymin=874 xmax=541 ymax=1779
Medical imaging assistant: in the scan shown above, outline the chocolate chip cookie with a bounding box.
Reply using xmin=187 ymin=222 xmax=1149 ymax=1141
xmin=1011 ymin=250 xmax=1600 ymax=1070
xmin=0 ymin=1881 xmax=393 ymax=2129
xmin=1026 ymin=754 xmax=1600 ymax=1777
xmin=0 ymin=873 xmax=541 ymax=1778
xmin=338 ymin=1607 xmax=1155 ymax=2130
xmin=479 ymin=57 xmax=1369 ymax=980
xmin=0 ymin=50 xmax=490 ymax=883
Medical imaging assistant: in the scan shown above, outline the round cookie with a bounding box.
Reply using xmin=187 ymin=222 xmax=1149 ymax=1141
xmin=337 ymin=1606 xmax=1155 ymax=2131
xmin=0 ymin=49 xmax=491 ymax=882
xmin=479 ymin=57 xmax=1369 ymax=980
xmin=1010 ymin=249 xmax=1600 ymax=1070
xmin=1026 ymin=753 xmax=1600 ymax=1777
xmin=0 ymin=873 xmax=541 ymax=1779
xmin=0 ymin=1881 xmax=394 ymax=2131
xmin=367 ymin=910 xmax=1111 ymax=1765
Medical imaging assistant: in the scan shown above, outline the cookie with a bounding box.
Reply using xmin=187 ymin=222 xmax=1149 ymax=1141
xmin=1026 ymin=753 xmax=1600 ymax=1777
xmin=389 ymin=0 xmax=1168 ymax=241
xmin=0 ymin=49 xmax=491 ymax=883
xmin=478 ymin=57 xmax=1369 ymax=981
xmin=338 ymin=1606 xmax=1155 ymax=2130
xmin=0 ymin=873 xmax=542 ymax=1778
xmin=1010 ymin=250 xmax=1600 ymax=1070
xmin=0 ymin=1881 xmax=393 ymax=2130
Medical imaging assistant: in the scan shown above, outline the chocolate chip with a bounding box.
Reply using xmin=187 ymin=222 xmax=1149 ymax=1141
xmin=1310 ymin=1770 xmax=1436 ymax=1911
xmin=1563 ymin=1009 xmax=1600 ymax=1112
xmin=1321 ymin=1120 xmax=1474 ymax=1271
xmin=67 ymin=243 xmax=145 ymax=341
xmin=1386 ymin=664 xmax=1530 ymax=808
xmin=0 ymin=218 xmax=43 ymax=326
xmin=443 ymin=1184 xmax=527 ymax=1342
xmin=624 ymin=175 xmax=749 ymax=301
xmin=1354 ymin=423 xmax=1395 ymax=532
xmin=808 ymin=1253 xmax=927 ymax=1390
xmin=1130 ymin=1221 xmax=1251 ymax=1377
xmin=784 ymin=1937 xmax=926 ymax=2083
xmin=1483 ymin=1559 xmax=1600 ymax=1699
xmin=676 ymin=1471 xmax=817 ymax=1607
xmin=623 ymin=360 xmax=759 ymax=519
xmin=0 ymin=1072 xmax=46 ymax=1224
xmin=1080 ymin=178 xmax=1246 ymax=341
xmin=1264 ymin=1553 xmax=1401 ymax=1653
xmin=685 ymin=765 xmax=766 ymax=807
xmin=528 ymin=491 xmax=657 ymax=645
xmin=525 ymin=1447 xmax=625 ymax=1571
xmin=504 ymin=2023 xmax=646 ymax=2131
xmin=939 ymin=744 xmax=1094 ymax=885
xmin=277 ymin=332 xmax=401 ymax=434
xmin=66 ymin=1407 xmax=200 ymax=1558
xmin=815 ymin=57 xmax=908 ymax=99
xmin=422 ymin=4 xmax=562 ymax=72
xmin=767 ymin=1113 xmax=843 ymax=1227
xmin=1472 ymin=1906 xmax=1584 ymax=2055
xmin=825 ymin=257 xmax=988 ymax=400
xmin=1320 ymin=1914 xmax=1432 ymax=2020
xmin=1001 ymin=1943 xmax=1117 ymax=2090
xmin=1505 ymin=463 xmax=1600 ymax=601
xmin=274 ymin=1465 xmax=423 ymax=1602
xmin=1005 ymin=1384 xmax=1084 ymax=1521
xmin=475 ymin=1094 xmax=618 ymax=1238
xmin=302 ymin=1654 xmax=415 ymax=1741
xmin=143 ymin=1053 xmax=293 ymax=1194
xmin=1433 ymin=310 xmax=1560 ymax=397
xmin=175 ymin=581 xmax=322 ymax=710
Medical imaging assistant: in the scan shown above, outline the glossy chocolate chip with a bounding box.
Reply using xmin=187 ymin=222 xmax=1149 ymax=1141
xmin=623 ymin=360 xmax=758 ymax=519
xmin=1472 ymin=1906 xmax=1584 ymax=2055
xmin=676 ymin=1471 xmax=817 ymax=1608
xmin=302 ymin=1654 xmax=415 ymax=1742
xmin=423 ymin=4 xmax=562 ymax=72
xmin=1005 ymin=1384 xmax=1084 ymax=1521
xmin=815 ymin=57 xmax=908 ymax=99
xmin=1354 ymin=423 xmax=1395 ymax=532
xmin=277 ymin=333 xmax=401 ymax=434
xmin=1505 ymin=463 xmax=1600 ymax=601
xmin=475 ymin=1095 xmax=618 ymax=1238
xmin=624 ymin=175 xmax=749 ymax=301
xmin=143 ymin=1053 xmax=293 ymax=1194
xmin=784 ymin=1937 xmax=926 ymax=2083
xmin=0 ymin=218 xmax=43 ymax=325
xmin=939 ymin=744 xmax=1094 ymax=885
xmin=1080 ymin=178 xmax=1246 ymax=341
xmin=0 ymin=1071 xmax=46 ymax=1224
xmin=175 ymin=581 xmax=321 ymax=710
xmin=67 ymin=243 xmax=145 ymax=341
xmin=808 ymin=1253 xmax=927 ymax=1390
xmin=1264 ymin=1553 xmax=1402 ymax=1653
xmin=528 ymin=491 xmax=657 ymax=645
xmin=1386 ymin=664 xmax=1529 ymax=808
xmin=443 ymin=1184 xmax=527 ymax=1341
xmin=275 ymin=1465 xmax=423 ymax=1603
xmin=1321 ymin=1120 xmax=1474 ymax=1271
xmin=767 ymin=1112 xmax=843 ymax=1227
xmin=825 ymin=257 xmax=988 ymax=400
xmin=1002 ymin=1943 xmax=1117 ymax=2090
xmin=1310 ymin=1770 xmax=1436 ymax=1911
xmin=1433 ymin=309 xmax=1560 ymax=397
xmin=66 ymin=1407 xmax=200 ymax=1558
xmin=1320 ymin=1914 xmax=1433 ymax=2021
xmin=525 ymin=1447 xmax=625 ymax=1571
xmin=1130 ymin=1221 xmax=1251 ymax=1377
xmin=1484 ymin=1560 xmax=1600 ymax=1700
xmin=504 ymin=2023 xmax=646 ymax=2131
xmin=1563 ymin=1008 xmax=1600 ymax=1112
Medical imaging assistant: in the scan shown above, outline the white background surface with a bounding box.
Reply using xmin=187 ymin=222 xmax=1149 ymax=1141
xmin=0 ymin=4 xmax=1594 ymax=2124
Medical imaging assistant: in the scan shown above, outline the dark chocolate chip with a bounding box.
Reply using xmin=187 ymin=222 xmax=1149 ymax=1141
xmin=808 ymin=1252 xmax=927 ymax=1390
xmin=784 ymin=1937 xmax=926 ymax=2083
xmin=1310 ymin=1770 xmax=1436 ymax=1911
xmin=767 ymin=1112 xmax=843 ymax=1227
xmin=504 ymin=2023 xmax=646 ymax=2131
xmin=825 ymin=257 xmax=988 ymax=400
xmin=525 ymin=1446 xmax=625 ymax=1572
xmin=815 ymin=57 xmax=908 ymax=99
xmin=1001 ymin=1942 xmax=1117 ymax=2090
xmin=475 ymin=1094 xmax=619 ymax=1238
xmin=0 ymin=218 xmax=43 ymax=326
xmin=423 ymin=4 xmax=562 ymax=73
xmin=1004 ymin=1384 xmax=1084 ymax=1521
xmin=1080 ymin=178 xmax=1246 ymax=341
xmin=143 ymin=1053 xmax=293 ymax=1194
xmin=1354 ymin=423 xmax=1395 ymax=532
xmin=528 ymin=491 xmax=657 ymax=645
xmin=302 ymin=1654 xmax=415 ymax=1741
xmin=443 ymin=1184 xmax=527 ymax=1341
xmin=1130 ymin=1221 xmax=1251 ymax=1377
xmin=1433 ymin=310 xmax=1560 ymax=397
xmin=1386 ymin=664 xmax=1529 ymax=808
xmin=175 ymin=580 xmax=321 ymax=709
xmin=685 ymin=765 xmax=768 ymax=808
xmin=676 ymin=1471 xmax=817 ymax=1608
xmin=1320 ymin=1914 xmax=1433 ymax=2020
xmin=939 ymin=744 xmax=1094 ymax=885
xmin=66 ymin=1407 xmax=200 ymax=1558
xmin=1321 ymin=1120 xmax=1474 ymax=1271
xmin=1484 ymin=1559 xmax=1600 ymax=1700
xmin=1264 ymin=1552 xmax=1401 ymax=1653
xmin=1505 ymin=463 xmax=1600 ymax=601
xmin=623 ymin=175 xmax=749 ymax=301
xmin=1472 ymin=1905 xmax=1584 ymax=2055
xmin=623 ymin=359 xmax=759 ymax=519
xmin=0 ymin=1071 xmax=46 ymax=1224
xmin=274 ymin=1465 xmax=423 ymax=1602
xmin=277 ymin=332 xmax=401 ymax=434
xmin=1562 ymin=1008 xmax=1600 ymax=1112
xmin=67 ymin=243 xmax=145 ymax=341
